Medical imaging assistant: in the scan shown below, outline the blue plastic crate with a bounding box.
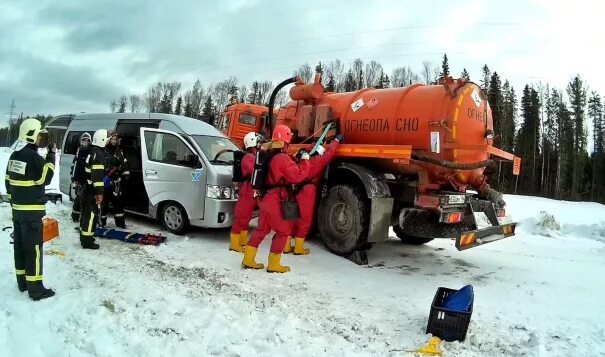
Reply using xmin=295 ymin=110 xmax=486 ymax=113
xmin=426 ymin=286 xmax=474 ymax=342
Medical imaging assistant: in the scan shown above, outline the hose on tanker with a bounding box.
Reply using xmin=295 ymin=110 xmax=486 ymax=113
xmin=411 ymin=151 xmax=494 ymax=170
xmin=267 ymin=77 xmax=298 ymax=135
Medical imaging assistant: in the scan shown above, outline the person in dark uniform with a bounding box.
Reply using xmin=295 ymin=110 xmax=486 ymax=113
xmin=102 ymin=130 xmax=130 ymax=228
xmin=70 ymin=132 xmax=91 ymax=223
xmin=5 ymin=118 xmax=56 ymax=301
xmin=79 ymin=129 xmax=109 ymax=249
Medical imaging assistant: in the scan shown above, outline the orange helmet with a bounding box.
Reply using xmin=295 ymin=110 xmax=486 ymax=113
xmin=272 ymin=124 xmax=293 ymax=143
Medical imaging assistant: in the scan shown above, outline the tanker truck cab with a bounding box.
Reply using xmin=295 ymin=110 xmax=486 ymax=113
xmin=54 ymin=113 xmax=238 ymax=234
xmin=220 ymin=102 xmax=270 ymax=147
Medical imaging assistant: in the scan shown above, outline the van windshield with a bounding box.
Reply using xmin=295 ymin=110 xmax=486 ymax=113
xmin=191 ymin=135 xmax=239 ymax=165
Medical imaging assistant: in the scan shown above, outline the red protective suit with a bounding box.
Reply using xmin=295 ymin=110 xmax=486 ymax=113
xmin=291 ymin=140 xmax=339 ymax=239
xmin=248 ymin=151 xmax=309 ymax=253
xmin=231 ymin=150 xmax=257 ymax=235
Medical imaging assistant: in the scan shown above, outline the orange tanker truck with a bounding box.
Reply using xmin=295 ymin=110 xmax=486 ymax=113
xmin=220 ymin=75 xmax=520 ymax=260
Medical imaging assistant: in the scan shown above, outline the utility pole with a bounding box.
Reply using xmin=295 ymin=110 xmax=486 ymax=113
xmin=5 ymin=99 xmax=16 ymax=147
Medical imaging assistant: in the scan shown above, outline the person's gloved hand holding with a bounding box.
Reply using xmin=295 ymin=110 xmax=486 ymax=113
xmin=300 ymin=152 xmax=310 ymax=160
xmin=334 ymin=134 xmax=344 ymax=143
xmin=95 ymin=194 xmax=104 ymax=205
xmin=47 ymin=142 xmax=57 ymax=153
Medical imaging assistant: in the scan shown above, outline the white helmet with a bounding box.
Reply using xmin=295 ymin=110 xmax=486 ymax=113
xmin=92 ymin=129 xmax=109 ymax=147
xmin=19 ymin=118 xmax=47 ymax=144
xmin=316 ymin=145 xmax=326 ymax=156
xmin=80 ymin=132 xmax=92 ymax=146
xmin=243 ymin=132 xmax=261 ymax=149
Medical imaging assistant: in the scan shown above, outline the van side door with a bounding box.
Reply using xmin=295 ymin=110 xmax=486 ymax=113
xmin=140 ymin=128 xmax=206 ymax=220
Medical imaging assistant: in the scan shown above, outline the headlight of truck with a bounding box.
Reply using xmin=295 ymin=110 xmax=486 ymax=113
xmin=207 ymin=185 xmax=233 ymax=199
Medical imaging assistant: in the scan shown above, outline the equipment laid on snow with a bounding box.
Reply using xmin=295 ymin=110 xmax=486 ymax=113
xmin=426 ymin=286 xmax=474 ymax=342
xmin=94 ymin=227 xmax=167 ymax=246
xmin=43 ymin=218 xmax=59 ymax=243
xmin=221 ymin=74 xmax=520 ymax=262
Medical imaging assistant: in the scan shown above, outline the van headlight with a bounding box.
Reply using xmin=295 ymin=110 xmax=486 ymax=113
xmin=206 ymin=185 xmax=233 ymax=199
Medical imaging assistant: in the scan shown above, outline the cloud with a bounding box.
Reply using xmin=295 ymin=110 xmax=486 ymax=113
xmin=0 ymin=0 xmax=603 ymax=126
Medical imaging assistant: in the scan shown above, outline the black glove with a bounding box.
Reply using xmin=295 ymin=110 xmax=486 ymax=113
xmin=47 ymin=142 xmax=57 ymax=153
xmin=334 ymin=134 xmax=344 ymax=143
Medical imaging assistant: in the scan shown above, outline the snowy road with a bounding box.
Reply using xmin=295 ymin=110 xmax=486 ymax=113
xmin=1 ymin=151 xmax=605 ymax=356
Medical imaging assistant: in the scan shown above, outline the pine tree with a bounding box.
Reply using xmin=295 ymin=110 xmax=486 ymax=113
xmin=184 ymin=102 xmax=193 ymax=118
xmin=440 ymin=54 xmax=450 ymax=77
xmin=159 ymin=92 xmax=171 ymax=114
xmin=588 ymin=92 xmax=603 ymax=153
xmin=315 ymin=61 xmax=324 ymax=75
xmin=248 ymin=81 xmax=259 ymax=104
xmin=325 ymin=73 xmax=336 ymax=92
xmin=201 ymin=96 xmax=215 ymax=125
xmin=357 ymin=68 xmax=364 ymax=90
xmin=515 ymin=85 xmax=541 ymax=194
xmin=344 ymin=69 xmax=355 ymax=92
xmin=461 ymin=68 xmax=470 ymax=81
xmin=567 ymin=75 xmax=588 ymax=199
xmin=488 ymin=72 xmax=503 ymax=148
xmin=382 ymin=74 xmax=390 ymax=88
xmin=174 ymin=96 xmax=183 ymax=115
xmin=481 ymin=65 xmax=491 ymax=92
xmin=375 ymin=72 xmax=385 ymax=89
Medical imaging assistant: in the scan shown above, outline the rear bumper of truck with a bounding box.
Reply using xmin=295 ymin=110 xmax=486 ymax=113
xmin=455 ymin=222 xmax=516 ymax=251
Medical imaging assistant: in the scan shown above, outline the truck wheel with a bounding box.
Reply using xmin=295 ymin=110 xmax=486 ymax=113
xmin=318 ymin=184 xmax=369 ymax=256
xmin=160 ymin=202 xmax=189 ymax=235
xmin=392 ymin=225 xmax=434 ymax=245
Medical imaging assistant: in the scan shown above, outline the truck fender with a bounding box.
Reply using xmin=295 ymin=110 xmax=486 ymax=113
xmin=331 ymin=163 xmax=394 ymax=243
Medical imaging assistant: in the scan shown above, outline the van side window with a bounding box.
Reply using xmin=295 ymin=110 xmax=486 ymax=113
xmin=144 ymin=131 xmax=198 ymax=168
xmin=63 ymin=131 xmax=91 ymax=155
xmin=238 ymin=113 xmax=257 ymax=126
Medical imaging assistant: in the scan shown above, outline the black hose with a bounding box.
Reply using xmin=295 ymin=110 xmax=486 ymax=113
xmin=412 ymin=151 xmax=493 ymax=170
xmin=267 ymin=77 xmax=298 ymax=135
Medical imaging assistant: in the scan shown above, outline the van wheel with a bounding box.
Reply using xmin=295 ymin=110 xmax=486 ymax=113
xmin=318 ymin=184 xmax=369 ymax=256
xmin=160 ymin=202 xmax=189 ymax=235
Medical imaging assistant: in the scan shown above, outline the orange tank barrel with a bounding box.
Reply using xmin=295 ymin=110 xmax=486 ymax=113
xmin=277 ymin=76 xmax=514 ymax=187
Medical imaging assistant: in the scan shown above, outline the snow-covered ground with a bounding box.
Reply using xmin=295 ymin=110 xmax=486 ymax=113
xmin=1 ymin=148 xmax=604 ymax=357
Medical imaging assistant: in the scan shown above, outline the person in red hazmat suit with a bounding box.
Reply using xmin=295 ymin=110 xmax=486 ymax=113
xmin=284 ymin=135 xmax=342 ymax=255
xmin=242 ymin=125 xmax=309 ymax=273
xmin=229 ymin=132 xmax=263 ymax=253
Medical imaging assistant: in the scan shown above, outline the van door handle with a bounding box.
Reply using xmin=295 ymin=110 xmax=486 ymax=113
xmin=145 ymin=169 xmax=157 ymax=175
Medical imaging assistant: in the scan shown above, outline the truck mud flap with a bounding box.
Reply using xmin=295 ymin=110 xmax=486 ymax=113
xmin=455 ymin=223 xmax=516 ymax=251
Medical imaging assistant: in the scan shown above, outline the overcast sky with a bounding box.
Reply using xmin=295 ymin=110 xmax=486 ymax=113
xmin=1 ymin=0 xmax=604 ymax=126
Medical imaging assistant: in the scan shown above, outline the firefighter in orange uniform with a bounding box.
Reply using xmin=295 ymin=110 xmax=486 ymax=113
xmin=242 ymin=125 xmax=309 ymax=273
xmin=229 ymin=132 xmax=263 ymax=252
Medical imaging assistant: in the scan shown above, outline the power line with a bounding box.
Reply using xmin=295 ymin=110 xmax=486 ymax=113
xmin=223 ymin=22 xmax=522 ymax=57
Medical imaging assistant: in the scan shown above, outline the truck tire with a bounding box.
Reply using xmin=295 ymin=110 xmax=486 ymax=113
xmin=394 ymin=210 xmax=472 ymax=244
xmin=392 ymin=225 xmax=434 ymax=245
xmin=159 ymin=202 xmax=189 ymax=235
xmin=318 ymin=184 xmax=369 ymax=256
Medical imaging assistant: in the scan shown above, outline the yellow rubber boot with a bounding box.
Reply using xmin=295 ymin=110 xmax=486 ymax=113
xmin=242 ymin=246 xmax=264 ymax=269
xmin=239 ymin=230 xmax=249 ymax=247
xmin=267 ymin=253 xmax=290 ymax=273
xmin=282 ymin=236 xmax=293 ymax=254
xmin=229 ymin=233 xmax=244 ymax=253
xmin=293 ymin=237 xmax=310 ymax=255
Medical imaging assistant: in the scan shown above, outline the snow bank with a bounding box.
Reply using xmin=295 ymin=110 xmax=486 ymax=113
xmin=506 ymin=194 xmax=605 ymax=243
